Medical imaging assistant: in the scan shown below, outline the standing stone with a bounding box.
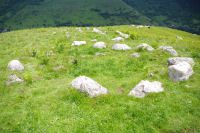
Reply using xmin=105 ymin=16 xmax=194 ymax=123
xmin=135 ymin=43 xmax=154 ymax=51
xmin=168 ymin=61 xmax=194 ymax=82
xmin=93 ymin=42 xmax=106 ymax=49
xmin=167 ymin=57 xmax=195 ymax=66
xmin=72 ymin=41 xmax=86 ymax=46
xmin=8 ymin=60 xmax=24 ymax=71
xmin=158 ymin=46 xmax=178 ymax=56
xmin=92 ymin=28 xmax=105 ymax=34
xmin=112 ymin=44 xmax=131 ymax=51
xmin=128 ymin=80 xmax=164 ymax=98
xmin=116 ymin=31 xmax=130 ymax=38
xmin=71 ymin=76 xmax=108 ymax=97
xmin=112 ymin=37 xmax=124 ymax=42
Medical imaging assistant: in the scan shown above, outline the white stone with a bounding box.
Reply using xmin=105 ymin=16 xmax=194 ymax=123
xmin=95 ymin=53 xmax=106 ymax=56
xmin=91 ymin=39 xmax=97 ymax=42
xmin=168 ymin=61 xmax=194 ymax=82
xmin=92 ymin=28 xmax=105 ymax=34
xmin=176 ymin=36 xmax=183 ymax=39
xmin=86 ymin=27 xmax=90 ymax=31
xmin=130 ymin=53 xmax=140 ymax=58
xmin=158 ymin=46 xmax=178 ymax=56
xmin=137 ymin=25 xmax=144 ymax=29
xmin=93 ymin=42 xmax=106 ymax=49
xmin=112 ymin=37 xmax=124 ymax=42
xmin=116 ymin=31 xmax=130 ymax=38
xmin=76 ymin=28 xmax=82 ymax=32
xmin=129 ymin=80 xmax=164 ymax=98
xmin=112 ymin=44 xmax=131 ymax=51
xmin=8 ymin=60 xmax=24 ymax=71
xmin=167 ymin=57 xmax=195 ymax=66
xmin=71 ymin=76 xmax=108 ymax=97
xmin=72 ymin=41 xmax=86 ymax=46
xmin=135 ymin=43 xmax=154 ymax=51
xmin=6 ymin=75 xmax=24 ymax=85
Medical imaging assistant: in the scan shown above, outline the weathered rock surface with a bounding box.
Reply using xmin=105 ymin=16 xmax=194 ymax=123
xmin=72 ymin=41 xmax=86 ymax=46
xmin=130 ymin=53 xmax=140 ymax=58
xmin=92 ymin=28 xmax=105 ymax=34
xmin=112 ymin=37 xmax=124 ymax=42
xmin=95 ymin=53 xmax=106 ymax=56
xmin=8 ymin=60 xmax=24 ymax=71
xmin=93 ymin=42 xmax=106 ymax=49
xmin=167 ymin=57 xmax=195 ymax=66
xmin=135 ymin=43 xmax=154 ymax=51
xmin=158 ymin=46 xmax=178 ymax=56
xmin=112 ymin=44 xmax=131 ymax=51
xmin=6 ymin=75 xmax=24 ymax=85
xmin=129 ymin=80 xmax=164 ymax=98
xmin=116 ymin=31 xmax=130 ymax=38
xmin=71 ymin=76 xmax=108 ymax=97
xmin=168 ymin=61 xmax=194 ymax=82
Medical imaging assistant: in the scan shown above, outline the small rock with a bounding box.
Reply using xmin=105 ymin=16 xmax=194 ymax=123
xmin=72 ymin=41 xmax=86 ymax=46
xmin=149 ymin=73 xmax=154 ymax=77
xmin=95 ymin=53 xmax=106 ymax=56
xmin=112 ymin=44 xmax=131 ymax=51
xmin=176 ymin=36 xmax=183 ymax=40
xmin=137 ymin=25 xmax=144 ymax=29
xmin=135 ymin=43 xmax=154 ymax=51
xmin=112 ymin=37 xmax=124 ymax=42
xmin=54 ymin=65 xmax=64 ymax=71
xmin=8 ymin=60 xmax=24 ymax=71
xmin=185 ymin=85 xmax=192 ymax=88
xmin=129 ymin=80 xmax=164 ymax=98
xmin=6 ymin=75 xmax=24 ymax=85
xmin=52 ymin=32 xmax=56 ymax=35
xmin=76 ymin=28 xmax=82 ymax=32
xmin=47 ymin=51 xmax=55 ymax=56
xmin=168 ymin=61 xmax=194 ymax=82
xmin=86 ymin=27 xmax=90 ymax=31
xmin=167 ymin=57 xmax=195 ymax=67
xmin=130 ymin=53 xmax=140 ymax=58
xmin=116 ymin=31 xmax=130 ymax=38
xmin=93 ymin=42 xmax=106 ymax=49
xmin=158 ymin=46 xmax=178 ymax=56
xmin=71 ymin=76 xmax=108 ymax=97
xmin=92 ymin=28 xmax=105 ymax=34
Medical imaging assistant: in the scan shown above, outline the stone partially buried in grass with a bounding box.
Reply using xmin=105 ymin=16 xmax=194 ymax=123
xmin=168 ymin=61 xmax=194 ymax=82
xmin=8 ymin=60 xmax=24 ymax=71
xmin=112 ymin=44 xmax=131 ymax=51
xmin=6 ymin=75 xmax=24 ymax=85
xmin=167 ymin=57 xmax=195 ymax=66
xmin=72 ymin=41 xmax=86 ymax=46
xmin=128 ymin=80 xmax=164 ymax=98
xmin=135 ymin=43 xmax=154 ymax=51
xmin=116 ymin=31 xmax=130 ymax=38
xmin=112 ymin=37 xmax=124 ymax=42
xmin=71 ymin=76 xmax=108 ymax=97
xmin=93 ymin=42 xmax=106 ymax=49
xmin=158 ymin=46 xmax=178 ymax=56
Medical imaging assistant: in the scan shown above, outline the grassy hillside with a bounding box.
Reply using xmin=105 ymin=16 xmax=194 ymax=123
xmin=0 ymin=25 xmax=200 ymax=132
xmin=0 ymin=0 xmax=199 ymax=34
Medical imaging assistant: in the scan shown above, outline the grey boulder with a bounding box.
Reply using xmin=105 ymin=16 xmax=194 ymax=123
xmin=8 ymin=60 xmax=24 ymax=71
xmin=112 ymin=44 xmax=131 ymax=51
xmin=158 ymin=46 xmax=178 ymax=56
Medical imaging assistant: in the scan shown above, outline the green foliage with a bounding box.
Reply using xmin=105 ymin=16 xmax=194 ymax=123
xmin=23 ymin=72 xmax=33 ymax=84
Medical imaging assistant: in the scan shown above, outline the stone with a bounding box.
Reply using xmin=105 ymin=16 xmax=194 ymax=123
xmin=167 ymin=57 xmax=195 ymax=66
xmin=116 ymin=31 xmax=130 ymax=38
xmin=54 ymin=65 xmax=64 ymax=71
xmin=6 ymin=75 xmax=24 ymax=85
xmin=135 ymin=43 xmax=154 ymax=51
xmin=91 ymin=39 xmax=97 ymax=42
xmin=93 ymin=42 xmax=106 ymax=49
xmin=86 ymin=27 xmax=90 ymax=31
xmin=112 ymin=37 xmax=124 ymax=42
xmin=92 ymin=28 xmax=105 ymax=34
xmin=158 ymin=46 xmax=178 ymax=56
xmin=71 ymin=76 xmax=108 ymax=97
xmin=112 ymin=44 xmax=131 ymax=51
xmin=72 ymin=41 xmax=86 ymax=46
xmin=185 ymin=85 xmax=192 ymax=88
xmin=76 ymin=28 xmax=82 ymax=32
xmin=168 ymin=61 xmax=194 ymax=82
xmin=8 ymin=60 xmax=24 ymax=71
xmin=137 ymin=25 xmax=144 ymax=29
xmin=95 ymin=53 xmax=106 ymax=56
xmin=130 ymin=53 xmax=140 ymax=58
xmin=128 ymin=80 xmax=164 ymax=98
xmin=149 ymin=73 xmax=154 ymax=77
xmin=52 ymin=32 xmax=56 ymax=35
xmin=176 ymin=36 xmax=183 ymax=39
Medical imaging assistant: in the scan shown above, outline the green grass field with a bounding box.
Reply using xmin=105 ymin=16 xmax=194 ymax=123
xmin=0 ymin=25 xmax=200 ymax=132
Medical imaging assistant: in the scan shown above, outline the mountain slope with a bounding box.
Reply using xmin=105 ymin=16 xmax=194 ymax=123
xmin=0 ymin=0 xmax=199 ymax=33
xmin=0 ymin=25 xmax=200 ymax=132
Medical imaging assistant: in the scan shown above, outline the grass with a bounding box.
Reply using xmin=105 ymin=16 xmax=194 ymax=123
xmin=0 ymin=25 xmax=200 ymax=132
